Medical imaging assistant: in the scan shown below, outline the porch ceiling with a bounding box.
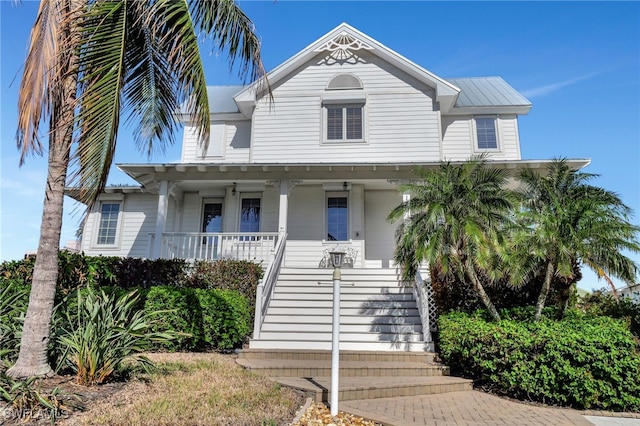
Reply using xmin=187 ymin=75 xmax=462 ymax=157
xmin=116 ymin=159 xmax=590 ymax=194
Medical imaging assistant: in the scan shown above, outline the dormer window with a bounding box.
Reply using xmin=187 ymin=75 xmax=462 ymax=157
xmin=323 ymin=74 xmax=365 ymax=143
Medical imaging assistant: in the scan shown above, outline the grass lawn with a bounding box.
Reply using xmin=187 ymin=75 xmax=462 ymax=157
xmin=58 ymin=352 xmax=305 ymax=426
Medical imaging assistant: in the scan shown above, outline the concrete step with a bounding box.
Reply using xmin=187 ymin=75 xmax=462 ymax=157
xmin=273 ymin=375 xmax=473 ymax=403
xmin=237 ymin=349 xmax=437 ymax=363
xmin=248 ymin=339 xmax=433 ymax=351
xmin=236 ymin=358 xmax=448 ymax=377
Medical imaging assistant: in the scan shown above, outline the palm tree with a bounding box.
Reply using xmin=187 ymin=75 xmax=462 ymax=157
xmin=8 ymin=0 xmax=267 ymax=378
xmin=517 ymin=159 xmax=640 ymax=321
xmin=388 ymin=157 xmax=514 ymax=321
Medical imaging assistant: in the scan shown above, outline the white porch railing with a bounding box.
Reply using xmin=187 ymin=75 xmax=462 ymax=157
xmin=149 ymin=232 xmax=279 ymax=263
xmin=253 ymin=232 xmax=287 ymax=340
xmin=413 ymin=270 xmax=435 ymax=342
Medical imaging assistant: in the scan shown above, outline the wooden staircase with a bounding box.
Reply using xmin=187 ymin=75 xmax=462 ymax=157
xmin=249 ymin=268 xmax=433 ymax=351
xmin=237 ymin=349 xmax=472 ymax=403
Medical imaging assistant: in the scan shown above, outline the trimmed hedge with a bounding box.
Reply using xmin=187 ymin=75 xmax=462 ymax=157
xmin=438 ymin=310 xmax=640 ymax=411
xmin=143 ymin=287 xmax=251 ymax=351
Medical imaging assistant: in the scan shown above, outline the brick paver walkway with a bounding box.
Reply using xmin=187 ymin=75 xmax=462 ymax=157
xmin=340 ymin=390 xmax=596 ymax=426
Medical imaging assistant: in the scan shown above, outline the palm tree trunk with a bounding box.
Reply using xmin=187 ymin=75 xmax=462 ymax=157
xmin=534 ymin=260 xmax=555 ymax=322
xmin=464 ymin=262 xmax=501 ymax=321
xmin=7 ymin=48 xmax=77 ymax=379
xmin=6 ymin=138 xmax=71 ymax=378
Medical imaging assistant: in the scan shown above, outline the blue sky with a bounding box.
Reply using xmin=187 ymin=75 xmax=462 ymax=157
xmin=1 ymin=1 xmax=638 ymax=290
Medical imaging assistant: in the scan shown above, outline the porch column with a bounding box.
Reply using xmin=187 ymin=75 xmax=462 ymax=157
xmin=153 ymin=180 xmax=169 ymax=259
xmin=278 ymin=180 xmax=289 ymax=233
xmin=402 ymin=190 xmax=411 ymax=221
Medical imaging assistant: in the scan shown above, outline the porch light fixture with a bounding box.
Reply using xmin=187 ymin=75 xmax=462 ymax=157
xmin=343 ymin=181 xmax=348 ymax=192
xmin=329 ymin=251 xmax=345 ymax=269
xmin=328 ymin=250 xmax=345 ymax=416
xmin=232 ymin=182 xmax=237 ymax=196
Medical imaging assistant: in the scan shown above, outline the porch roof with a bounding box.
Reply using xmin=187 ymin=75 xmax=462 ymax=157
xmin=115 ymin=159 xmax=591 ymax=193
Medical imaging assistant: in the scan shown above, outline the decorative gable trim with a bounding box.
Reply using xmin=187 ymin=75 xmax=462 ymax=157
xmin=234 ymin=23 xmax=461 ymax=115
xmin=314 ymin=31 xmax=374 ymax=61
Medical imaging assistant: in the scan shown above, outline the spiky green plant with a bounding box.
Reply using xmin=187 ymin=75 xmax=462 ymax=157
xmin=0 ymin=284 xmax=29 ymax=364
xmin=58 ymin=288 xmax=177 ymax=386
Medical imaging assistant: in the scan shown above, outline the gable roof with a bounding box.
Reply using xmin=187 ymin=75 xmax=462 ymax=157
xmin=206 ymin=86 xmax=244 ymax=113
xmin=235 ymin=23 xmax=462 ymax=115
xmin=447 ymin=77 xmax=531 ymax=109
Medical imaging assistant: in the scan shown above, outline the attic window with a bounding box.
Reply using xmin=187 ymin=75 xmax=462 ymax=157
xmin=327 ymin=74 xmax=363 ymax=90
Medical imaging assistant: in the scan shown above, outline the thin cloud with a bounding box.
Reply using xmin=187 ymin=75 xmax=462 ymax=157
xmin=522 ymin=72 xmax=600 ymax=98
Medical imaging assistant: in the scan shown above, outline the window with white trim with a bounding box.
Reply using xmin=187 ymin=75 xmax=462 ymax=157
xmin=96 ymin=203 xmax=120 ymax=245
xmin=325 ymin=104 xmax=363 ymax=142
xmin=475 ymin=117 xmax=498 ymax=150
xmin=326 ymin=193 xmax=348 ymax=241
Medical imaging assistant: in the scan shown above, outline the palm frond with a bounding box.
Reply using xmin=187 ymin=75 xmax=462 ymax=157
xmin=68 ymin=0 xmax=128 ymax=207
xmin=17 ymin=0 xmax=71 ymax=163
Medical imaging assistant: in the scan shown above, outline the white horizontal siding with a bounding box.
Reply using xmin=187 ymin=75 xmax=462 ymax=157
xmin=441 ymin=115 xmax=521 ymax=161
xmin=250 ymin=51 xmax=440 ymax=163
xmin=81 ymin=194 xmax=158 ymax=258
xmin=441 ymin=116 xmax=472 ymax=161
xmin=225 ymin=121 xmax=251 ymax=162
xmin=181 ymin=120 xmax=251 ymax=163
xmin=287 ymin=185 xmax=324 ymax=240
xmin=364 ymin=190 xmax=401 ymax=266
xmin=273 ymin=51 xmax=434 ymax=96
xmin=283 ymin=240 xmax=363 ymax=268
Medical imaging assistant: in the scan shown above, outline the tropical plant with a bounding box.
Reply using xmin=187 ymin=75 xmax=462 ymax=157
xmin=9 ymin=0 xmax=267 ymax=378
xmin=515 ymin=159 xmax=640 ymax=321
xmin=388 ymin=157 xmax=514 ymax=321
xmin=0 ymin=374 xmax=67 ymax=423
xmin=0 ymin=283 xmax=29 ymax=364
xmin=57 ymin=288 xmax=177 ymax=386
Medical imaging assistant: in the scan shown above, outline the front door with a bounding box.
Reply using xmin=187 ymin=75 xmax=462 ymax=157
xmin=239 ymin=196 xmax=261 ymax=237
xmin=202 ymin=202 xmax=223 ymax=257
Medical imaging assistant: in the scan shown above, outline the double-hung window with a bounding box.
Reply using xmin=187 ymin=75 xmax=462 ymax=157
xmin=475 ymin=117 xmax=498 ymax=150
xmin=326 ymin=105 xmax=363 ymax=141
xmin=97 ymin=203 xmax=120 ymax=245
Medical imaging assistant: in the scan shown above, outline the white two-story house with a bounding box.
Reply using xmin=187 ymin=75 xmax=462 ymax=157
xmin=69 ymin=24 xmax=587 ymax=351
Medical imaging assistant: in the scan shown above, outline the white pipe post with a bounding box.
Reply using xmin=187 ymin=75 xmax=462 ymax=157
xmin=330 ymin=264 xmax=341 ymax=417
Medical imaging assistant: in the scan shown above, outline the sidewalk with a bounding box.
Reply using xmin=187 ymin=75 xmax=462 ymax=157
xmin=339 ymin=390 xmax=640 ymax=426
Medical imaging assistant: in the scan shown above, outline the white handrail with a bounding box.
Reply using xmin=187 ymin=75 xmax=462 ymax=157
xmin=150 ymin=232 xmax=278 ymax=263
xmin=413 ymin=270 xmax=433 ymax=343
xmin=253 ymin=232 xmax=287 ymax=340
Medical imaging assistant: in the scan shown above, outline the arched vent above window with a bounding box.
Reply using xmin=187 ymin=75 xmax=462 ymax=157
xmin=326 ymin=74 xmax=363 ymax=90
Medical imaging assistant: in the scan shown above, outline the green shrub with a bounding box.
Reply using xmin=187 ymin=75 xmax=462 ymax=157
xmin=112 ymin=257 xmax=188 ymax=289
xmin=195 ymin=289 xmax=251 ymax=350
xmin=143 ymin=287 xmax=203 ymax=350
xmin=438 ymin=310 xmax=640 ymax=411
xmin=58 ymin=288 xmax=177 ymax=385
xmin=185 ymin=259 xmax=263 ymax=296
xmin=580 ymin=291 xmax=640 ymax=338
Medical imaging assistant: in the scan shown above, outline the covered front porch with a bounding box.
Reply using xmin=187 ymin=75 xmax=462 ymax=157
xmin=118 ymin=162 xmax=418 ymax=268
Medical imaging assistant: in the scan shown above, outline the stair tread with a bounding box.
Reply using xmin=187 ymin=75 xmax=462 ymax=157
xmin=273 ymin=375 xmax=471 ymax=392
xmin=237 ymin=359 xmax=445 ymax=369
